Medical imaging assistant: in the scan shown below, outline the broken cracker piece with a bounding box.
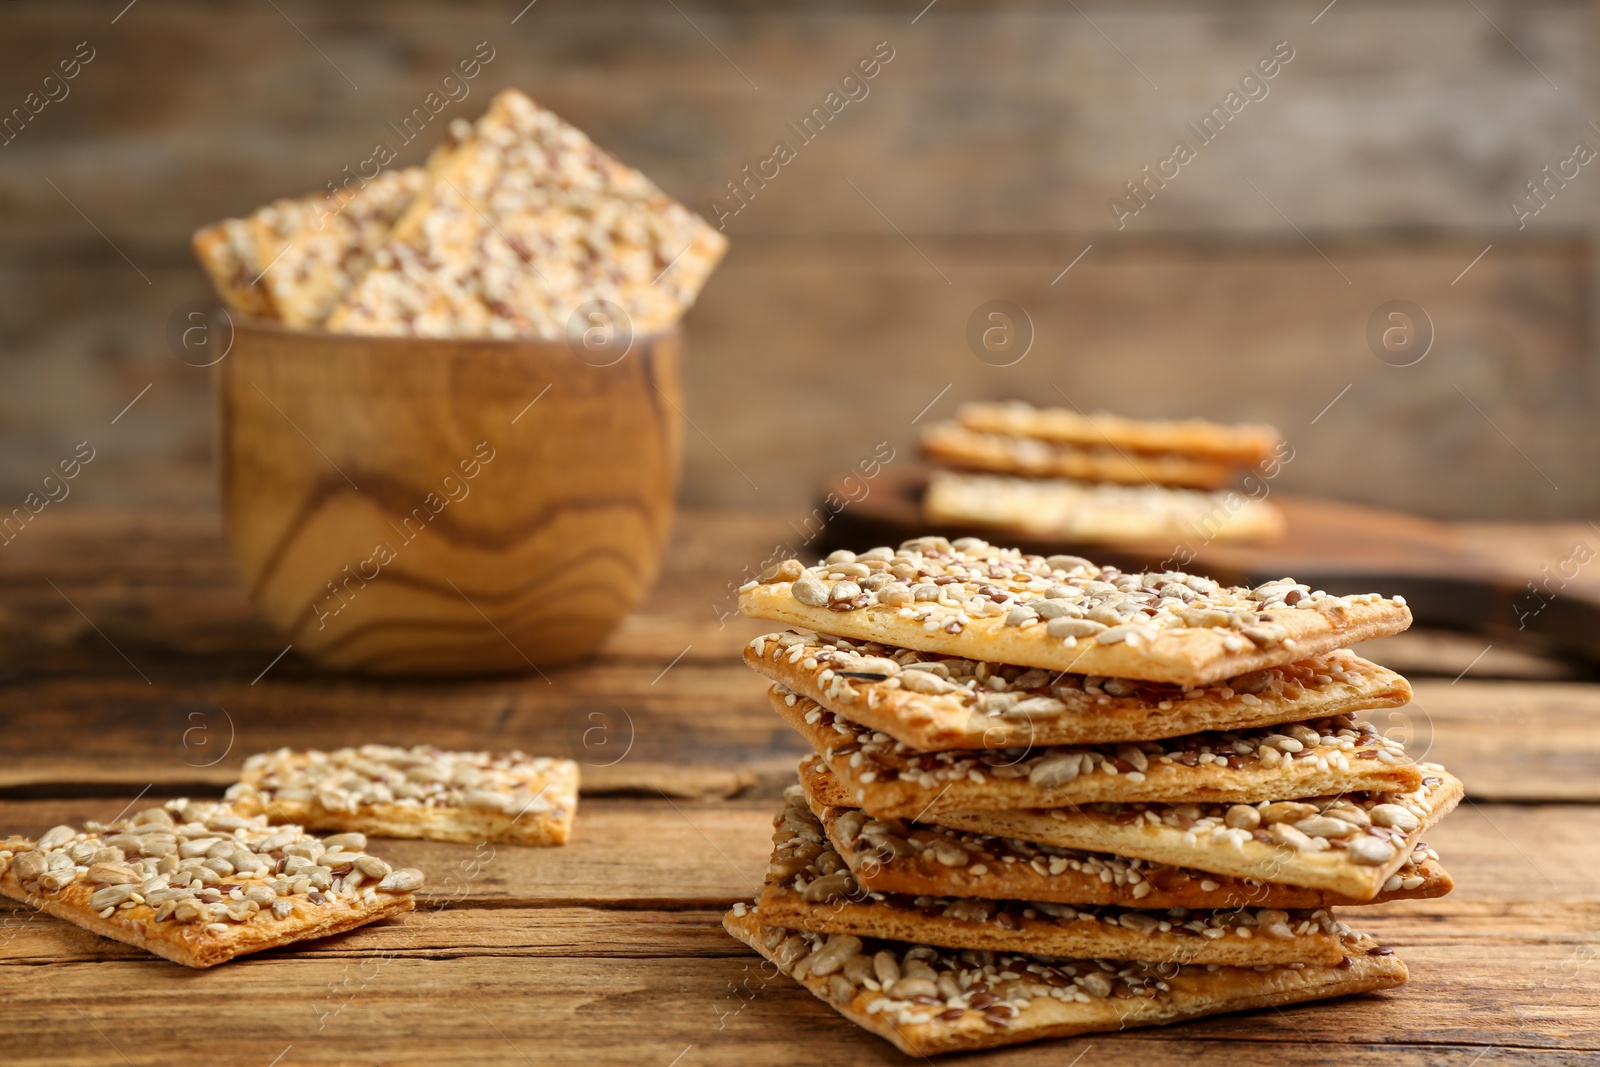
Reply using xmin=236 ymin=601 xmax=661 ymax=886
xmin=226 ymin=744 xmax=578 ymax=847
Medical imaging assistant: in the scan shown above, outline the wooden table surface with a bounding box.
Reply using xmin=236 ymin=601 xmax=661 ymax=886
xmin=3 ymin=510 xmax=1599 ymax=1066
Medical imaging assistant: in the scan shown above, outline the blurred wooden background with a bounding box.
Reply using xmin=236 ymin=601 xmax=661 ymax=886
xmin=1 ymin=0 xmax=1596 ymax=520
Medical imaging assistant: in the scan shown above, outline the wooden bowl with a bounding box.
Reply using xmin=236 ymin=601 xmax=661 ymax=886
xmin=217 ymin=318 xmax=683 ymax=675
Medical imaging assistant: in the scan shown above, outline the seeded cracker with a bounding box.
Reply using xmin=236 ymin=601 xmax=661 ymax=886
xmin=738 ymin=538 xmax=1412 ymax=686
xmin=773 ymin=686 xmax=1421 ymax=816
xmin=747 ymin=629 xmax=1411 ymax=751
xmin=799 ymin=758 xmax=1453 ymax=911
xmin=326 ymin=89 xmax=728 ymax=338
xmin=191 ymin=167 xmax=427 ymax=326
xmin=954 ymin=401 xmax=1282 ymax=465
xmin=922 ymin=422 xmax=1239 ymax=489
xmin=0 ymin=801 xmax=421 ymax=968
xmin=923 ymin=470 xmax=1287 ymax=545
xmin=724 ymin=905 xmax=1406 ymax=1056
xmin=225 ymin=745 xmax=578 ymax=847
xmin=759 ymin=785 xmax=1350 ymax=967
xmin=926 ymin=770 xmax=1464 ymax=901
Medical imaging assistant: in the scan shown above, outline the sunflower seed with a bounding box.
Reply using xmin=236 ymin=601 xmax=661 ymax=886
xmin=38 ymin=826 xmax=75 ymax=850
xmin=1369 ymin=804 xmax=1421 ymax=832
xmin=376 ymin=868 xmax=425 ymax=892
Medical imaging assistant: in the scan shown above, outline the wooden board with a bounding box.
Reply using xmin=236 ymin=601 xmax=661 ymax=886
xmin=2 ymin=509 xmax=1599 ymax=1064
xmin=825 ymin=468 xmax=1600 ymax=666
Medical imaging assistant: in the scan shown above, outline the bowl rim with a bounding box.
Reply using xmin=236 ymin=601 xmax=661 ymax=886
xmin=226 ymin=310 xmax=685 ymax=351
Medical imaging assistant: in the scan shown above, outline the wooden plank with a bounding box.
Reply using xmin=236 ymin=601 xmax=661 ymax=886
xmin=684 ymin=237 xmax=1595 ymax=518
xmin=0 ymin=946 xmax=1593 ymax=1065
xmin=0 ymin=797 xmax=776 ymax=907
xmin=1 ymin=233 xmax=1594 ymax=517
xmin=1 ymin=799 xmax=1594 ymax=1062
xmin=0 ymin=798 xmax=1594 ymax=910
xmin=0 ymin=2 xmax=1593 ymax=248
xmin=1408 ymin=681 xmax=1600 ymax=802
xmin=5 ymin=669 xmax=1599 ymax=803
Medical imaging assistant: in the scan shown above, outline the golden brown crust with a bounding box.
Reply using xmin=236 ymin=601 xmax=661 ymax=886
xmin=774 ymin=687 xmax=1423 ymax=817
xmin=745 ymin=631 xmax=1411 ymax=751
xmin=929 ymin=770 xmax=1464 ymax=901
xmin=327 ymin=90 xmax=727 ymax=338
xmin=225 ymin=745 xmax=578 ymax=847
xmin=923 ymin=422 xmax=1238 ymax=489
xmin=737 ymin=537 xmax=1412 ymax=686
xmin=191 ymin=223 xmax=278 ymax=319
xmin=799 ymin=757 xmax=1453 ymax=910
xmin=0 ymin=871 xmax=412 ymax=968
xmin=923 ymin=470 xmax=1287 ymax=545
xmin=0 ymin=802 xmax=421 ymax=968
xmin=954 ymin=402 xmax=1282 ymax=465
xmin=723 ymin=905 xmax=1406 ymax=1056
xmin=760 ymin=787 xmax=1348 ymax=966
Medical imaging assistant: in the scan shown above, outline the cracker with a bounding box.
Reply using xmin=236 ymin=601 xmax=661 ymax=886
xmin=799 ymin=757 xmax=1453 ymax=910
xmin=724 ymin=904 xmax=1406 ymax=1056
xmin=747 ymin=629 xmax=1411 ymax=751
xmin=326 ymin=89 xmax=728 ymax=338
xmin=923 ymin=470 xmax=1286 ymax=545
xmin=0 ymin=801 xmax=420 ymax=968
xmin=773 ymin=686 xmax=1422 ymax=817
xmin=191 ymin=167 xmax=426 ymax=326
xmin=931 ymin=769 xmax=1464 ymax=902
xmin=738 ymin=537 xmax=1412 ymax=686
xmin=761 ymin=785 xmax=1348 ymax=966
xmin=923 ymin=422 xmax=1237 ymax=489
xmin=225 ymin=744 xmax=578 ymax=847
xmin=954 ymin=402 xmax=1282 ymax=465
xmin=191 ymin=219 xmax=278 ymax=318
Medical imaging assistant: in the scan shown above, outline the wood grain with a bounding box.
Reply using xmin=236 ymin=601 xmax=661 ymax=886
xmin=2 ymin=2 xmax=1598 ymax=518
xmin=0 ymin=799 xmax=1597 ymax=1064
xmin=218 ymin=319 xmax=685 ymax=674
xmin=2 ymin=510 xmax=1599 ymax=1063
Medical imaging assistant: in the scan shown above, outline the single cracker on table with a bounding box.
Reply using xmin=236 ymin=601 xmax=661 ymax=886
xmin=773 ymin=686 xmax=1422 ymax=817
xmin=746 ymin=630 xmax=1411 ymax=751
xmin=799 ymin=757 xmax=1453 ymax=910
xmin=923 ymin=470 xmax=1287 ymax=545
xmin=929 ymin=769 xmax=1464 ymax=901
xmin=724 ymin=904 xmax=1406 ymax=1057
xmin=327 ymin=89 xmax=727 ymax=338
xmin=922 ymin=422 xmax=1238 ymax=489
xmin=0 ymin=800 xmax=422 ymax=968
xmin=225 ymin=744 xmax=578 ymax=846
xmin=954 ymin=401 xmax=1282 ymax=465
xmin=738 ymin=536 xmax=1412 ymax=686
xmin=191 ymin=167 xmax=426 ymax=326
xmin=761 ymin=784 xmax=1350 ymax=966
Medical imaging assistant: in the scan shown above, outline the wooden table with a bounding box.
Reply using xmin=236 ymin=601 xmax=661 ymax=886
xmin=2 ymin=511 xmax=1598 ymax=1065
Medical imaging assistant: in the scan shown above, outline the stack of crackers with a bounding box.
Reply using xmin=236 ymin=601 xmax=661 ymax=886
xmin=725 ymin=536 xmax=1461 ymax=1055
xmin=0 ymin=744 xmax=577 ymax=968
xmin=194 ymin=89 xmax=726 ymax=338
xmin=921 ymin=402 xmax=1288 ymax=546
